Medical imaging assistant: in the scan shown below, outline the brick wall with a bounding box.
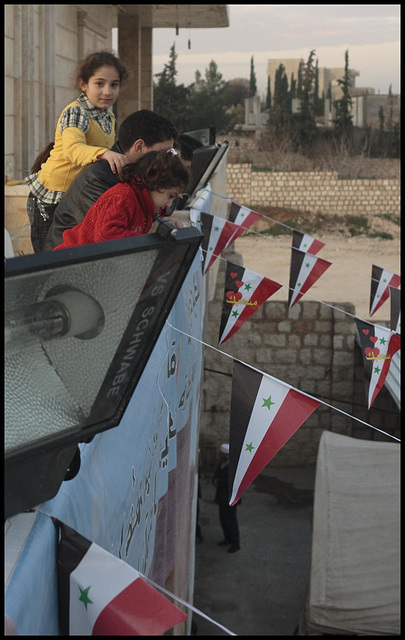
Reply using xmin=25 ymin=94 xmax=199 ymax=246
xmin=226 ymin=164 xmax=400 ymax=217
xmin=199 ymin=247 xmax=400 ymax=471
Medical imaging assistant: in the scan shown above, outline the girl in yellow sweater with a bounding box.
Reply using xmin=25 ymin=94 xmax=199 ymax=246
xmin=25 ymin=50 xmax=129 ymax=252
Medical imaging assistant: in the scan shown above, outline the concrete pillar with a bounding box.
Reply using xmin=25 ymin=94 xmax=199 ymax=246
xmin=117 ymin=14 xmax=142 ymax=121
xmin=140 ymin=27 xmax=153 ymax=110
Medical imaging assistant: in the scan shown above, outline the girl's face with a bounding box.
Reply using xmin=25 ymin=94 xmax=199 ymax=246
xmin=79 ymin=65 xmax=121 ymax=110
xmin=150 ymin=188 xmax=182 ymax=214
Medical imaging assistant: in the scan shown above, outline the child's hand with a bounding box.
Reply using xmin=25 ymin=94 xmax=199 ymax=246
xmin=98 ymin=150 xmax=129 ymax=173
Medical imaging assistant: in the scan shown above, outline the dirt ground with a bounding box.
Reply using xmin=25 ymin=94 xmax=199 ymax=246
xmin=233 ymin=210 xmax=400 ymax=324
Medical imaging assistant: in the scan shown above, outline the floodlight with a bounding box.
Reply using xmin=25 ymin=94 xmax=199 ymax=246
xmin=177 ymin=141 xmax=229 ymax=210
xmin=5 ymin=225 xmax=202 ymax=519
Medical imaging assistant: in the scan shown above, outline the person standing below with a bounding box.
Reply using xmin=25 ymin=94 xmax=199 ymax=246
xmin=43 ymin=110 xmax=178 ymax=251
xmin=213 ymin=443 xmax=241 ymax=554
xmin=53 ymin=148 xmax=190 ymax=250
xmin=25 ymin=50 xmax=129 ymax=252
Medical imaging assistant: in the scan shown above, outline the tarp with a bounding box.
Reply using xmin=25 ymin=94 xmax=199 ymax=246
xmin=299 ymin=431 xmax=400 ymax=636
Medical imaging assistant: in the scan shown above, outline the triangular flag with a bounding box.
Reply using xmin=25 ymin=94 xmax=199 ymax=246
xmin=190 ymin=188 xmax=211 ymax=213
xmin=355 ymin=318 xmax=401 ymax=408
xmin=390 ymin=287 xmax=401 ymax=334
xmin=288 ymin=248 xmax=331 ymax=308
xmin=228 ymin=361 xmax=320 ymax=506
xmin=369 ymin=265 xmax=400 ymax=316
xmin=56 ymin=521 xmax=187 ymax=636
xmin=200 ymin=212 xmax=247 ymax=274
xmin=219 ymin=261 xmax=282 ymax=344
xmin=292 ymin=229 xmax=325 ymax=255
xmin=228 ymin=201 xmax=262 ymax=229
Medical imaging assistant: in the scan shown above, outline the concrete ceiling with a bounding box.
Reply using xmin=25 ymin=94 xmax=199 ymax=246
xmin=115 ymin=4 xmax=229 ymax=29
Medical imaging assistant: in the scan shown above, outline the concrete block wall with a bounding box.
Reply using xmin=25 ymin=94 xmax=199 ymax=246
xmin=199 ymin=248 xmax=400 ymax=471
xmin=226 ymin=164 xmax=400 ymax=217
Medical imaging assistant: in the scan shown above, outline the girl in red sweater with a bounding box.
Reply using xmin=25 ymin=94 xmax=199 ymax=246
xmin=54 ymin=148 xmax=190 ymax=249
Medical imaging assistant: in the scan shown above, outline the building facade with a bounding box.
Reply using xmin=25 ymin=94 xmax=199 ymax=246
xmin=4 ymin=4 xmax=229 ymax=181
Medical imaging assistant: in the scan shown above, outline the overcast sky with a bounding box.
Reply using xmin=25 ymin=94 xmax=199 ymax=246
xmin=152 ymin=4 xmax=400 ymax=97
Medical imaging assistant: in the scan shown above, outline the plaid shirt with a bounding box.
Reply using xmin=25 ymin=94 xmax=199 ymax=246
xmin=25 ymin=93 xmax=115 ymax=204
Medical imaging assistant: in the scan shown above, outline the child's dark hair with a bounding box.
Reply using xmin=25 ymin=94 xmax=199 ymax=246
xmin=75 ymin=50 xmax=129 ymax=88
xmin=120 ymin=150 xmax=191 ymax=194
xmin=30 ymin=142 xmax=54 ymax=174
xmin=118 ymin=110 xmax=178 ymax=152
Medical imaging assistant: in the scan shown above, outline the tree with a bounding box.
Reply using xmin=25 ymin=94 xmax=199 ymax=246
xmin=313 ymin=58 xmax=324 ymax=116
xmin=186 ymin=60 xmax=232 ymax=131
xmin=267 ymin=63 xmax=295 ymax=146
xmin=266 ymin=75 xmax=271 ymax=109
xmin=293 ymin=49 xmax=318 ymax=150
xmin=333 ymin=49 xmax=353 ymax=144
xmin=249 ymin=56 xmax=257 ymax=97
xmin=153 ymin=43 xmax=190 ymax=129
xmin=224 ymin=78 xmax=250 ymax=108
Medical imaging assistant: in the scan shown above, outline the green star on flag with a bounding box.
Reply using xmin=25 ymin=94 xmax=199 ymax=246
xmin=244 ymin=282 xmax=252 ymax=291
xmin=79 ymin=586 xmax=93 ymax=610
xmin=262 ymin=396 xmax=275 ymax=410
xmin=245 ymin=442 xmax=255 ymax=452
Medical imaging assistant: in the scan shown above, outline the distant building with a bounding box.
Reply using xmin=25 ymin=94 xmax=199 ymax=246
xmin=251 ymin=57 xmax=400 ymax=131
xmin=326 ymin=92 xmax=401 ymax=128
xmin=266 ymin=58 xmax=360 ymax=100
xmin=266 ymin=57 xmax=304 ymax=90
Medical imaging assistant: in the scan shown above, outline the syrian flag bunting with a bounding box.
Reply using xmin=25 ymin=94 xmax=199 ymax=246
xmin=228 ymin=201 xmax=262 ymax=229
xmin=355 ymin=318 xmax=401 ymax=408
xmin=369 ymin=265 xmax=400 ymax=316
xmin=288 ymin=248 xmax=332 ymax=308
xmin=219 ymin=261 xmax=282 ymax=344
xmin=56 ymin=521 xmax=187 ymax=636
xmin=389 ymin=287 xmax=401 ymax=334
xmin=228 ymin=361 xmax=320 ymax=506
xmin=190 ymin=188 xmax=211 ymax=214
xmin=200 ymin=212 xmax=245 ymax=274
xmin=292 ymin=229 xmax=325 ymax=255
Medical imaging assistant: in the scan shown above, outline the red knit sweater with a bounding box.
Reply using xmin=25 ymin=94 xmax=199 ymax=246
xmin=54 ymin=182 xmax=155 ymax=250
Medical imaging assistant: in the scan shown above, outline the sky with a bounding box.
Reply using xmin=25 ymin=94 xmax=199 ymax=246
xmin=152 ymin=4 xmax=400 ymax=97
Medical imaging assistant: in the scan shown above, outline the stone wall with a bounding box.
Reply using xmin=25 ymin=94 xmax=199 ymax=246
xmin=199 ymin=248 xmax=400 ymax=472
xmin=226 ymin=164 xmax=400 ymax=217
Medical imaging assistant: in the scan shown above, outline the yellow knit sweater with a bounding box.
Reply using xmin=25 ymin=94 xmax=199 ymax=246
xmin=37 ymin=99 xmax=115 ymax=193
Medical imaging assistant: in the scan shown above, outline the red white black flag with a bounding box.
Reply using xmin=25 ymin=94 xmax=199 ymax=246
xmin=369 ymin=265 xmax=401 ymax=316
xmin=56 ymin=521 xmax=187 ymax=635
xmin=219 ymin=261 xmax=282 ymax=345
xmin=389 ymin=287 xmax=401 ymax=334
xmin=228 ymin=361 xmax=320 ymax=506
xmin=354 ymin=318 xmax=401 ymax=408
xmin=228 ymin=201 xmax=262 ymax=229
xmin=292 ymin=229 xmax=325 ymax=255
xmin=200 ymin=212 xmax=244 ymax=274
xmin=288 ymin=248 xmax=331 ymax=308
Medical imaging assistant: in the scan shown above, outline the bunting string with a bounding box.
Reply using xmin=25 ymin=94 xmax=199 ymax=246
xmin=203 ymin=366 xmax=399 ymax=415
xmin=142 ymin=575 xmax=237 ymax=636
xmin=165 ymin=321 xmax=400 ymax=443
xmin=198 ymin=245 xmax=362 ymax=323
xmin=195 ymin=188 xmax=400 ymax=286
